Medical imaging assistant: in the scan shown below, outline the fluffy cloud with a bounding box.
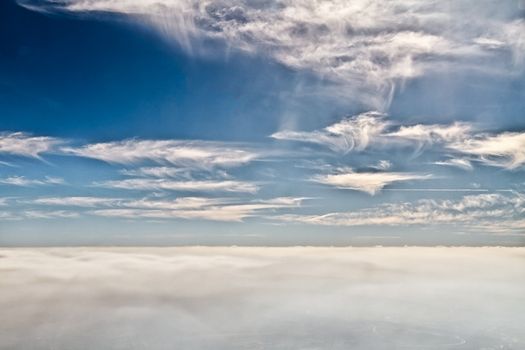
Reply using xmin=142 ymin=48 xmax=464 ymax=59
xmin=313 ymin=168 xmax=432 ymax=195
xmin=62 ymin=139 xmax=258 ymax=169
xmin=0 ymin=132 xmax=63 ymax=158
xmin=0 ymin=176 xmax=64 ymax=187
xmin=277 ymin=192 xmax=525 ymax=233
xmin=21 ymin=0 xmax=524 ymax=109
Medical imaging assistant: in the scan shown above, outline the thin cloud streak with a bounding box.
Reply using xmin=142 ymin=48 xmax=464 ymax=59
xmin=0 ymin=176 xmax=65 ymax=187
xmin=95 ymin=178 xmax=259 ymax=193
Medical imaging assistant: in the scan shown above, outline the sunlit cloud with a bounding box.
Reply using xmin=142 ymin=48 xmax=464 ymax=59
xmin=90 ymin=197 xmax=303 ymax=222
xmin=95 ymin=178 xmax=258 ymax=193
xmin=271 ymin=111 xmax=387 ymax=153
xmin=277 ymin=192 xmax=525 ymax=233
xmin=21 ymin=0 xmax=524 ymax=109
xmin=61 ymin=139 xmax=258 ymax=169
xmin=0 ymin=132 xmax=64 ymax=159
xmin=449 ymin=132 xmax=525 ymax=169
xmin=313 ymin=168 xmax=432 ymax=195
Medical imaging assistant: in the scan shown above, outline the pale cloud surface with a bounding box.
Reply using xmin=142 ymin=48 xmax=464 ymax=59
xmin=1 ymin=247 xmax=524 ymax=348
xmin=1 ymin=0 xmax=524 ymax=245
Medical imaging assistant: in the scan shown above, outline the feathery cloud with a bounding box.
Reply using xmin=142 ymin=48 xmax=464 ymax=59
xmin=95 ymin=178 xmax=258 ymax=193
xmin=62 ymin=139 xmax=258 ymax=169
xmin=449 ymin=132 xmax=525 ymax=169
xmin=313 ymin=168 xmax=432 ymax=195
xmin=271 ymin=111 xmax=387 ymax=153
xmin=21 ymin=0 xmax=524 ymax=109
xmin=0 ymin=132 xmax=63 ymax=158
xmin=276 ymin=193 xmax=525 ymax=233
xmin=0 ymin=176 xmax=64 ymax=187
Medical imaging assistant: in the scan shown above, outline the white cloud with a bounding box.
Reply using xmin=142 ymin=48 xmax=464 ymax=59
xmin=62 ymin=139 xmax=258 ymax=169
xmin=434 ymin=158 xmax=473 ymax=171
xmin=95 ymin=178 xmax=258 ymax=193
xmin=277 ymin=192 xmax=525 ymax=233
xmin=0 ymin=132 xmax=63 ymax=158
xmin=90 ymin=197 xmax=303 ymax=222
xmin=386 ymin=122 xmax=472 ymax=148
xmin=273 ymin=112 xmax=474 ymax=153
xmin=22 ymin=210 xmax=79 ymax=219
xmin=449 ymin=132 xmax=525 ymax=169
xmin=24 ymin=0 xmax=524 ymax=109
xmin=120 ymin=166 xmax=193 ymax=178
xmin=372 ymin=160 xmax=392 ymax=171
xmin=313 ymin=168 xmax=432 ymax=195
xmin=0 ymin=176 xmax=65 ymax=187
xmin=271 ymin=111 xmax=388 ymax=153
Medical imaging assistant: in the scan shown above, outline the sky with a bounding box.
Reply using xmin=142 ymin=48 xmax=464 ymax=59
xmin=0 ymin=0 xmax=524 ymax=246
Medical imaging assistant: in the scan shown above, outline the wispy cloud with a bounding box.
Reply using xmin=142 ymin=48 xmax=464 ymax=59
xmin=271 ymin=111 xmax=387 ymax=153
xmin=313 ymin=168 xmax=432 ymax=195
xmin=277 ymin=192 xmax=525 ymax=233
xmin=62 ymin=139 xmax=258 ymax=169
xmin=90 ymin=196 xmax=303 ymax=222
xmin=23 ymin=1 xmax=525 ymax=109
xmin=449 ymin=132 xmax=525 ymax=169
xmin=0 ymin=132 xmax=64 ymax=158
xmin=17 ymin=195 xmax=304 ymax=222
xmin=32 ymin=197 xmax=121 ymax=207
xmin=434 ymin=158 xmax=473 ymax=171
xmin=0 ymin=176 xmax=64 ymax=187
xmin=272 ymin=111 xmax=473 ymax=152
xmin=95 ymin=178 xmax=258 ymax=193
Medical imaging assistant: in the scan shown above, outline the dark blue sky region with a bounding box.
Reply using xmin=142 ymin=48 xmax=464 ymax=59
xmin=1 ymin=0 xmax=524 ymax=245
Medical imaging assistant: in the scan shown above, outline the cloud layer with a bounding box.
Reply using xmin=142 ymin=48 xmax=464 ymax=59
xmin=1 ymin=247 xmax=524 ymax=349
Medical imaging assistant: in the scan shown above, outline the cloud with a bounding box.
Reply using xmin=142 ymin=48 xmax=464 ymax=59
xmin=21 ymin=0 xmax=524 ymax=109
xmin=23 ymin=210 xmax=80 ymax=219
xmin=277 ymin=192 xmax=525 ymax=233
xmin=17 ymin=195 xmax=304 ymax=222
xmin=0 ymin=176 xmax=65 ymax=187
xmin=271 ymin=111 xmax=388 ymax=153
xmin=386 ymin=122 xmax=473 ymax=148
xmin=313 ymin=168 xmax=432 ymax=195
xmin=61 ymin=139 xmax=258 ymax=169
xmin=90 ymin=197 xmax=303 ymax=222
xmin=449 ymin=132 xmax=525 ymax=169
xmin=371 ymin=160 xmax=392 ymax=171
xmin=273 ymin=111 xmax=473 ymax=153
xmin=120 ymin=166 xmax=194 ymax=178
xmin=32 ymin=197 xmax=121 ymax=207
xmin=0 ymin=132 xmax=64 ymax=158
xmin=95 ymin=178 xmax=258 ymax=193
xmin=433 ymin=158 xmax=473 ymax=171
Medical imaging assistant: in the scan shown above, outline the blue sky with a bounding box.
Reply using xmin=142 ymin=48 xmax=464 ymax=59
xmin=0 ymin=0 xmax=524 ymax=246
